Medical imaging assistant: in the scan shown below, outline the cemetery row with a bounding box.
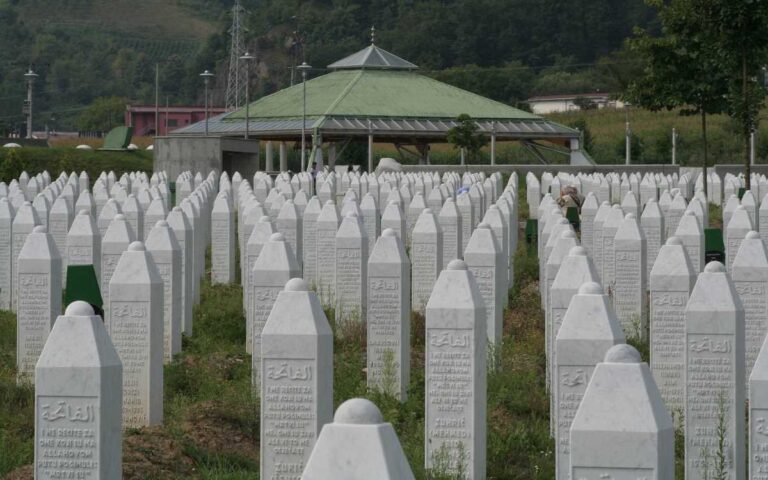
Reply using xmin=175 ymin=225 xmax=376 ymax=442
xmin=11 ymin=167 xmax=516 ymax=479
xmin=530 ymin=168 xmax=768 ymax=480
xmin=14 ymin=163 xmax=767 ymax=479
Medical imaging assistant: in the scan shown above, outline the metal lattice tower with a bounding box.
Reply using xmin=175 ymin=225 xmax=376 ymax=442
xmin=225 ymin=0 xmax=247 ymax=110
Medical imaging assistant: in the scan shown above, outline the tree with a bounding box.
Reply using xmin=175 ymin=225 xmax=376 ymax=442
xmin=624 ymin=0 xmax=729 ymax=195
xmin=447 ymin=114 xmax=488 ymax=163
xmin=698 ymin=0 xmax=768 ymax=189
xmin=76 ymin=97 xmax=127 ymax=132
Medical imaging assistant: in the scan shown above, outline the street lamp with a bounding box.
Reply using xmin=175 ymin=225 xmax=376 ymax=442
xmin=24 ymin=68 xmax=38 ymax=139
xmin=200 ymin=69 xmax=214 ymax=136
xmin=239 ymin=52 xmax=255 ymax=140
xmin=297 ymin=62 xmax=312 ymax=171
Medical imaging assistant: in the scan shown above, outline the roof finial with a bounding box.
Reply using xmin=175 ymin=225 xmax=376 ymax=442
xmin=370 ymin=25 xmax=376 ymax=45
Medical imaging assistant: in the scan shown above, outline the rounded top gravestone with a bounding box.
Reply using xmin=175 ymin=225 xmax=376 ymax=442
xmin=604 ymin=343 xmax=642 ymax=363
xmin=334 ymin=398 xmax=384 ymax=425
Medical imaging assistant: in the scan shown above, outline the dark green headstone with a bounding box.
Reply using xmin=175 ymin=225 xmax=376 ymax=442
xmin=64 ymin=265 xmax=104 ymax=317
xmin=100 ymin=126 xmax=133 ymax=151
xmin=525 ymin=219 xmax=538 ymax=253
xmin=704 ymin=228 xmax=725 ymax=264
xmin=738 ymin=188 xmax=746 ymax=200
xmin=566 ymin=207 xmax=580 ymax=232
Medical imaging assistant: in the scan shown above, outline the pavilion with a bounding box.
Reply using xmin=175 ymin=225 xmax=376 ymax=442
xmin=157 ymin=40 xmax=588 ymax=178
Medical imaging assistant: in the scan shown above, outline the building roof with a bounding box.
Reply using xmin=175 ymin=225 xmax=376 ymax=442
xmin=173 ymin=43 xmax=577 ymax=143
xmin=327 ymin=44 xmax=418 ymax=70
xmin=527 ymin=93 xmax=614 ymax=102
xmin=127 ymin=105 xmax=228 ymax=114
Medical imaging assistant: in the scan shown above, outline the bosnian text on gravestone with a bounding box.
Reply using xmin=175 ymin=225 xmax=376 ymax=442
xmin=735 ymin=282 xmax=768 ymax=374
xmin=155 ymin=263 xmax=172 ymax=355
xmin=751 ymin=409 xmax=768 ymax=479
xmin=211 ymin=220 xmax=229 ymax=275
xmin=572 ymin=467 xmax=654 ymax=479
xmin=557 ymin=366 xmax=591 ymax=477
xmin=110 ymin=301 xmax=150 ymax=427
xmin=651 ymin=291 xmax=687 ymax=413
xmin=413 ymin=243 xmax=437 ymax=308
xmin=36 ymin=396 xmax=99 ymax=479
xmin=262 ymin=358 xmax=315 ymax=480
xmin=614 ymin=250 xmax=641 ymax=322
xmin=426 ymin=329 xmax=475 ymax=471
xmin=336 ymin=248 xmax=362 ymax=319
xmin=368 ymin=277 xmax=402 ymax=389
xmin=687 ymin=334 xmax=734 ymax=473
xmin=18 ymin=273 xmax=50 ymax=374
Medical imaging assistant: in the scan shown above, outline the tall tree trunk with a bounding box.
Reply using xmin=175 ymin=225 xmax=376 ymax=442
xmin=701 ymin=109 xmax=708 ymax=197
xmin=744 ymin=52 xmax=752 ymax=190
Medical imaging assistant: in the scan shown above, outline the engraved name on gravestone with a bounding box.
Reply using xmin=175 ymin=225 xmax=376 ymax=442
xmin=16 ymin=226 xmax=62 ymax=382
xmin=411 ymin=208 xmax=443 ymax=313
xmin=425 ymin=260 xmax=486 ymax=480
xmin=367 ymin=229 xmax=411 ymax=400
xmin=261 ymin=279 xmax=333 ymax=480
xmin=316 ymin=201 xmax=340 ymax=304
xmin=464 ymin=223 xmax=504 ymax=348
xmin=685 ymin=261 xmax=745 ymax=480
xmin=650 ymin=237 xmax=695 ymax=421
xmin=12 ymin=201 xmax=40 ymax=310
xmin=641 ymin=198 xmax=665 ymax=280
xmin=554 ymin=282 xmax=624 ymax=480
xmin=35 ymin=302 xmax=122 ymax=480
xmin=613 ymin=213 xmax=647 ymax=337
xmin=211 ymin=193 xmax=235 ymax=284
xmin=146 ymin=220 xmax=182 ymax=364
xmin=107 ymin=242 xmax=164 ymax=428
xmin=732 ymin=230 xmax=768 ymax=382
xmin=335 ymin=212 xmax=368 ymax=322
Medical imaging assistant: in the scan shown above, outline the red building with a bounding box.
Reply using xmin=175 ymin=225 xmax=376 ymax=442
xmin=125 ymin=105 xmax=228 ymax=136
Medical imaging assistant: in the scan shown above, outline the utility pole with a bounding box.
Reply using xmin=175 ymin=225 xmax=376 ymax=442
xmin=239 ymin=52 xmax=255 ymax=140
xmin=23 ymin=68 xmax=38 ymax=140
xmin=225 ymin=0 xmax=247 ymax=110
xmin=625 ymin=106 xmax=631 ymax=165
xmin=154 ymin=63 xmax=159 ymax=136
xmin=297 ymin=62 xmax=311 ymax=171
xmin=671 ymin=127 xmax=677 ymax=165
xmin=200 ymin=70 xmax=214 ymax=136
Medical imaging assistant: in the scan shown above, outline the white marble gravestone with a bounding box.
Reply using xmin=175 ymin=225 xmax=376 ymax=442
xmin=732 ymin=230 xmax=768 ymax=382
xmin=684 ymin=261 xmax=745 ymax=480
xmin=12 ymin=201 xmax=40 ymax=310
xmin=96 ymin=198 xmax=120 ymax=239
xmin=675 ymin=210 xmax=705 ymax=273
xmin=580 ymin=192 xmax=598 ymax=258
xmin=302 ymin=196 xmax=322 ymax=286
xmin=600 ymin=205 xmax=625 ymax=294
xmin=250 ymin=233 xmax=301 ymax=390
xmin=641 ymin=198 xmax=665 ymax=280
xmin=570 ymin=344 xmax=674 ymax=479
xmin=101 ymin=213 xmax=135 ymax=319
xmin=464 ymin=223 xmax=504 ymax=348
xmin=211 ymin=193 xmax=235 ymax=284
xmin=65 ymin=209 xmax=100 ymax=285
xmin=16 ymin=226 xmax=62 ymax=382
xmin=457 ymin=192 xmax=474 ymax=254
xmin=166 ymin=206 xmax=193 ymax=336
xmin=360 ymin=193 xmax=380 ymax=260
xmin=107 ymin=241 xmax=163 ymax=428
xmin=261 ymin=278 xmax=333 ymax=480
xmin=122 ymin=194 xmax=144 ymax=241
xmin=0 ymin=198 xmax=13 ymax=310
xmin=244 ymin=216 xmax=276 ymax=352
xmin=554 ymin=282 xmax=625 ymax=480
xmin=316 ymin=201 xmax=340 ymax=303
xmin=35 ymin=302 xmax=122 ymax=480
xmin=425 ymin=260 xmax=486 ymax=480
xmin=277 ymin=198 xmax=303 ymax=271
xmin=667 ymin=193 xmax=687 ymax=239
xmin=613 ymin=213 xmax=647 ymax=337
xmin=750 ymin=335 xmax=768 ymax=480
xmin=381 ymin=200 xmax=406 ymax=242
xmin=411 ymin=208 xmax=443 ymax=313
xmin=438 ymin=197 xmax=462 ymax=267
xmin=726 ymin=204 xmax=753 ymax=272
xmin=143 ymin=197 xmax=167 ymax=242
xmin=650 ymin=236 xmax=695 ymax=420
xmin=367 ymin=228 xmax=411 ymax=400
xmin=146 ymin=220 xmax=182 ymax=363
xmin=335 ymin=212 xmax=368 ymax=322
xmin=591 ymin=201 xmax=611 ymax=283
xmin=300 ymin=398 xmax=415 ymax=480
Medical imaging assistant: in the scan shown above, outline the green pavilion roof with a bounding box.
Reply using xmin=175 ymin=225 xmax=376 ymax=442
xmin=226 ymin=69 xmax=539 ymax=122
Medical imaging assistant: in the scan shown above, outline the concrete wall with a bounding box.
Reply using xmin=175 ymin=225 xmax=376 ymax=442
xmin=401 ymin=164 xmax=680 ymax=177
xmin=154 ymin=136 xmax=259 ymax=181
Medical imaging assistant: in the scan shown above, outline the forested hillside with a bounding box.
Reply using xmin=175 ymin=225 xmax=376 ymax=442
xmin=0 ymin=0 xmax=657 ymax=132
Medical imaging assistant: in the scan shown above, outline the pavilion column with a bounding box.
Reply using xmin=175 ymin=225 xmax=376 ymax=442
xmin=460 ymin=147 xmax=466 ymax=166
xmin=329 ymin=143 xmax=337 ymax=170
xmin=313 ymin=132 xmax=324 ymax=171
xmin=368 ymin=135 xmax=374 ymax=172
xmin=279 ymin=141 xmax=288 ymax=172
xmin=265 ymin=141 xmax=274 ymax=172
